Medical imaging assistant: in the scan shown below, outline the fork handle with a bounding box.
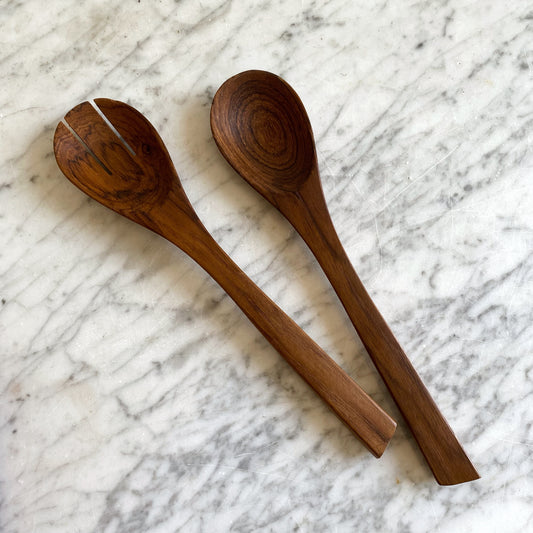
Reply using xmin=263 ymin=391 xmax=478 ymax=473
xmin=161 ymin=214 xmax=396 ymax=457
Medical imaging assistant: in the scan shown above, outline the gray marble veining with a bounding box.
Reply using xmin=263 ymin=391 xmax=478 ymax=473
xmin=1 ymin=0 xmax=532 ymax=531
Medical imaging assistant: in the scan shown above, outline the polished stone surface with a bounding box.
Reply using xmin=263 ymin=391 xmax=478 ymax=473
xmin=1 ymin=1 xmax=532 ymax=531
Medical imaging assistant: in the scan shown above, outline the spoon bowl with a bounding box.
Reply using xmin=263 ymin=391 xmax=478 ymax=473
xmin=210 ymin=70 xmax=316 ymax=194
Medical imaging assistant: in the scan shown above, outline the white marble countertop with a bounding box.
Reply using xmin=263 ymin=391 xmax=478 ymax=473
xmin=2 ymin=1 xmax=532 ymax=531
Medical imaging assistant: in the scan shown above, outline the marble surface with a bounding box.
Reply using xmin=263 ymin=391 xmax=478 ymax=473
xmin=1 ymin=0 xmax=532 ymax=531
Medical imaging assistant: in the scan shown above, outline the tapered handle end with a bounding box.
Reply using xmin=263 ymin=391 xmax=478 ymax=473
xmin=321 ymin=372 xmax=396 ymax=458
xmin=432 ymin=445 xmax=480 ymax=486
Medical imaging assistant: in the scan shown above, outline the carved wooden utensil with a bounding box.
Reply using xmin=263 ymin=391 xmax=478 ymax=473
xmin=53 ymin=98 xmax=396 ymax=457
xmin=210 ymin=70 xmax=479 ymax=485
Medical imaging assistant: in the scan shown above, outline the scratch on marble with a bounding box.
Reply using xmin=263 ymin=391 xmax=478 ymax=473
xmin=378 ymin=144 xmax=460 ymax=214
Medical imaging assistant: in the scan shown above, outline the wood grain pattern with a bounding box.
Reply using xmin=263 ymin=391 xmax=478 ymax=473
xmin=210 ymin=70 xmax=479 ymax=485
xmin=53 ymin=98 xmax=396 ymax=458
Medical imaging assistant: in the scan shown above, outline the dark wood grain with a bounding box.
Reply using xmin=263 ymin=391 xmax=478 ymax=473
xmin=53 ymin=98 xmax=396 ymax=458
xmin=210 ymin=70 xmax=479 ymax=485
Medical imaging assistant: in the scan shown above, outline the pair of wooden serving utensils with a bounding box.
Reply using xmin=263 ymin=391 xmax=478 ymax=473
xmin=53 ymin=70 xmax=478 ymax=485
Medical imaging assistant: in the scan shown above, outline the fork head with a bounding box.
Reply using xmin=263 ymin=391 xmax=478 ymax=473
xmin=53 ymin=98 xmax=180 ymax=228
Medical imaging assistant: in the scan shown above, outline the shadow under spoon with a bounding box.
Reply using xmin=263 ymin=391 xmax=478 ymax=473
xmin=210 ymin=70 xmax=479 ymax=485
xmin=53 ymin=98 xmax=396 ymax=458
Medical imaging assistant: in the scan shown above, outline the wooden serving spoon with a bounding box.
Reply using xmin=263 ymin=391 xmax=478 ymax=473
xmin=210 ymin=70 xmax=479 ymax=485
xmin=53 ymin=98 xmax=396 ymax=457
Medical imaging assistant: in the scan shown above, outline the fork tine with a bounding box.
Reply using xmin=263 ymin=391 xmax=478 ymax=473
xmin=64 ymin=101 xmax=135 ymax=170
xmin=94 ymin=98 xmax=160 ymax=157
xmin=53 ymin=121 xmax=109 ymax=194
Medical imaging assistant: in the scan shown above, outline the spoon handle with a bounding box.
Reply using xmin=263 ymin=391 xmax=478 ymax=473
xmin=286 ymin=178 xmax=479 ymax=485
xmin=160 ymin=212 xmax=396 ymax=457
